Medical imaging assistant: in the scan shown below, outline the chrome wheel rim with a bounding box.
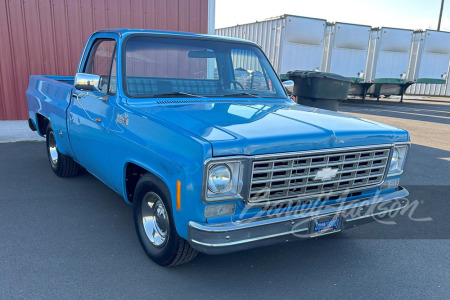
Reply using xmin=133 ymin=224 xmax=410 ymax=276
xmin=48 ymin=131 xmax=58 ymax=166
xmin=141 ymin=192 xmax=169 ymax=247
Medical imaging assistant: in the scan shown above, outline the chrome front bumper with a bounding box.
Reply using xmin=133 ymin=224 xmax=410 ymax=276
xmin=188 ymin=187 xmax=409 ymax=255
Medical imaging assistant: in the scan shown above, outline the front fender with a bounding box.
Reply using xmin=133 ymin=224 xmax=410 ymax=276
xmin=108 ymin=104 xmax=212 ymax=239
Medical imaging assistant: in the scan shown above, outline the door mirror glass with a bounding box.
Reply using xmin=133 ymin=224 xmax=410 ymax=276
xmin=282 ymin=80 xmax=294 ymax=95
xmin=74 ymin=73 xmax=100 ymax=91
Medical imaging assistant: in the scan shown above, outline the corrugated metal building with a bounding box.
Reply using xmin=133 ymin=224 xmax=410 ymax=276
xmin=0 ymin=0 xmax=214 ymax=120
xmin=407 ymin=82 xmax=450 ymax=97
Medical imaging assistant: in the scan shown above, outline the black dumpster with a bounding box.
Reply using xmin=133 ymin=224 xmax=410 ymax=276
xmin=287 ymin=70 xmax=352 ymax=111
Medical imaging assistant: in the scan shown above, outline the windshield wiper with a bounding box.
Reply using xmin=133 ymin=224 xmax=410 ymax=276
xmin=217 ymin=92 xmax=261 ymax=98
xmin=150 ymin=92 xmax=204 ymax=98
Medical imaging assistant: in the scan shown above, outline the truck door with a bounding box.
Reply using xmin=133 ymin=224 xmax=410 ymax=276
xmin=67 ymin=38 xmax=117 ymax=186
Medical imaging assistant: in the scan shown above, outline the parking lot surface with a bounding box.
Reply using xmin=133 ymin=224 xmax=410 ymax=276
xmin=1 ymin=98 xmax=449 ymax=298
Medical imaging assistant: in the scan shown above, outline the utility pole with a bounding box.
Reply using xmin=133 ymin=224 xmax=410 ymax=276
xmin=438 ymin=0 xmax=444 ymax=31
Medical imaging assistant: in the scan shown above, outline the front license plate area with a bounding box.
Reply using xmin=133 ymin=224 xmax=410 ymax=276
xmin=309 ymin=214 xmax=342 ymax=237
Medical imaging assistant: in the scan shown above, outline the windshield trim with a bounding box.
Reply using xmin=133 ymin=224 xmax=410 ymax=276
xmin=121 ymin=33 xmax=288 ymax=100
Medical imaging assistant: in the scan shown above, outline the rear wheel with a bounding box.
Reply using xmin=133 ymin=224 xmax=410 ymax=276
xmin=133 ymin=173 xmax=197 ymax=266
xmin=46 ymin=125 xmax=81 ymax=177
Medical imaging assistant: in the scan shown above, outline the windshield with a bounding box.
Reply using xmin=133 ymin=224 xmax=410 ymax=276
xmin=124 ymin=36 xmax=287 ymax=99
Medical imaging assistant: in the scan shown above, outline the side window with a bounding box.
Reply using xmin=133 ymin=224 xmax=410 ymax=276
xmin=108 ymin=51 xmax=117 ymax=94
xmin=84 ymin=39 xmax=116 ymax=94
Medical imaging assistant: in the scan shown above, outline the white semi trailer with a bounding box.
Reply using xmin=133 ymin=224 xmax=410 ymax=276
xmin=322 ymin=22 xmax=371 ymax=81
xmin=365 ymin=27 xmax=414 ymax=101
xmin=215 ymin=15 xmax=327 ymax=77
xmin=322 ymin=22 xmax=372 ymax=98
xmin=407 ymin=30 xmax=450 ymax=96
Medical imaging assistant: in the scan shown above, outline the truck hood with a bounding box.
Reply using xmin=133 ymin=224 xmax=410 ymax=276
xmin=130 ymin=101 xmax=409 ymax=156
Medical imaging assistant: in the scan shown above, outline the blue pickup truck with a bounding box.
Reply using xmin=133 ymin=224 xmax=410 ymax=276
xmin=27 ymin=29 xmax=410 ymax=266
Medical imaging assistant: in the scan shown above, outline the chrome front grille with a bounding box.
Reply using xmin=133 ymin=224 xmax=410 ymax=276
xmin=249 ymin=147 xmax=391 ymax=203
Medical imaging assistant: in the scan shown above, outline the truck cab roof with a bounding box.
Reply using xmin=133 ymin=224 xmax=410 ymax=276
xmin=94 ymin=28 xmax=258 ymax=46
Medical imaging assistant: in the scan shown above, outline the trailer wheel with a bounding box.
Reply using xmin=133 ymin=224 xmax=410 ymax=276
xmin=133 ymin=173 xmax=198 ymax=266
xmin=45 ymin=125 xmax=81 ymax=177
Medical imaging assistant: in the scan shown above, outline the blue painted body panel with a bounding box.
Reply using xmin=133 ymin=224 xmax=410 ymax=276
xmin=26 ymin=75 xmax=75 ymax=157
xmin=26 ymin=29 xmax=410 ymax=240
xmin=129 ymin=100 xmax=408 ymax=156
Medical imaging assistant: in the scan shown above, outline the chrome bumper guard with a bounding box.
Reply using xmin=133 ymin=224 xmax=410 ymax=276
xmin=188 ymin=187 xmax=409 ymax=255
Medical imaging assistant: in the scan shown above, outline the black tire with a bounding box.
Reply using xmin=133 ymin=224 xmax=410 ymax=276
xmin=133 ymin=173 xmax=198 ymax=266
xmin=46 ymin=125 xmax=81 ymax=177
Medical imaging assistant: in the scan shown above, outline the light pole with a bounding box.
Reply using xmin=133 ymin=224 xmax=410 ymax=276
xmin=438 ymin=0 xmax=445 ymax=31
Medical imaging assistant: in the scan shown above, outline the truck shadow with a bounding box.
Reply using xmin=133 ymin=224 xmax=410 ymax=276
xmin=340 ymin=99 xmax=450 ymax=125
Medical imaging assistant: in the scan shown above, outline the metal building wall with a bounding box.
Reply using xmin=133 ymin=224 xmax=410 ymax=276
xmin=0 ymin=0 xmax=209 ymax=120
xmin=406 ymin=80 xmax=450 ymax=97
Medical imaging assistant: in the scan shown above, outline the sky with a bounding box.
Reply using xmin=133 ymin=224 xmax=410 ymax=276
xmin=215 ymin=0 xmax=450 ymax=32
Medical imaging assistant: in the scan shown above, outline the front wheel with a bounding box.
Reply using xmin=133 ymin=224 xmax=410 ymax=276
xmin=46 ymin=125 xmax=81 ymax=177
xmin=133 ymin=173 xmax=198 ymax=266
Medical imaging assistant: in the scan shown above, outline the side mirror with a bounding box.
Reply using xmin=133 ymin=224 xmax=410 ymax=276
xmin=74 ymin=73 xmax=100 ymax=91
xmin=282 ymin=80 xmax=294 ymax=95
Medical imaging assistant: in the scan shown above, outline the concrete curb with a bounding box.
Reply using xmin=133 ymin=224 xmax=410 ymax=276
xmin=0 ymin=121 xmax=45 ymax=143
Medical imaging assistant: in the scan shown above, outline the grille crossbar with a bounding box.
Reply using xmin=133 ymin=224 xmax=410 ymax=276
xmin=249 ymin=148 xmax=391 ymax=203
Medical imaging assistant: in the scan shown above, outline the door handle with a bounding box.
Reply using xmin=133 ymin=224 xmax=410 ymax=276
xmin=73 ymin=93 xmax=102 ymax=123
xmin=99 ymin=95 xmax=109 ymax=102
xmin=72 ymin=92 xmax=86 ymax=98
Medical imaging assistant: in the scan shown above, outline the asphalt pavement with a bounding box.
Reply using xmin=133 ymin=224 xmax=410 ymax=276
xmin=1 ymin=98 xmax=449 ymax=299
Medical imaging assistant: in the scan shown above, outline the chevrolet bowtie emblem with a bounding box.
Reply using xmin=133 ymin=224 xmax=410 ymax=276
xmin=314 ymin=167 xmax=338 ymax=181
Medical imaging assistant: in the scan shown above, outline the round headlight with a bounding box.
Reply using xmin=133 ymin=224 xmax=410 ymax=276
xmin=208 ymin=164 xmax=232 ymax=193
xmin=390 ymin=148 xmax=399 ymax=170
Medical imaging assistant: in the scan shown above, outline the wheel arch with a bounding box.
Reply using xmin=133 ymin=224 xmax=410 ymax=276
xmin=36 ymin=113 xmax=49 ymax=136
xmin=35 ymin=114 xmax=74 ymax=157
xmin=123 ymin=161 xmax=176 ymax=205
